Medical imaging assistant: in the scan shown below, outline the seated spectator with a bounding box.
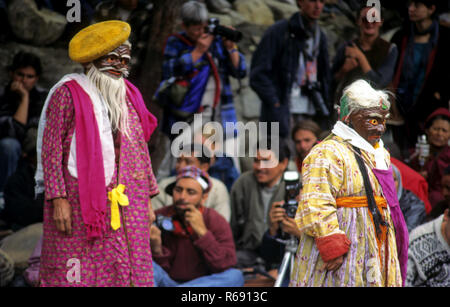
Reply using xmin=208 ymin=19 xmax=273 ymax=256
xmin=291 ymin=119 xmax=321 ymax=173
xmin=208 ymin=155 xmax=240 ymax=192
xmin=0 ymin=52 xmax=46 ymax=206
xmin=152 ymin=143 xmax=231 ymax=222
xmin=392 ymin=164 xmax=426 ymax=233
xmin=151 ymin=166 xmax=243 ymax=287
xmin=200 ymin=125 xmax=240 ymax=192
xmin=391 ymin=0 xmax=450 ymax=154
xmin=230 ymin=138 xmax=290 ymax=268
xmin=427 ymin=166 xmax=450 ymax=221
xmin=1 ymin=128 xmax=44 ymax=230
xmin=331 ymin=4 xmax=398 ymax=105
xmin=406 ymin=203 xmax=450 ymax=286
xmin=409 ymin=108 xmax=450 ymax=208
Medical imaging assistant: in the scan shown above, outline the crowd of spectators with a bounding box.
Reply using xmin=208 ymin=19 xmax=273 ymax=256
xmin=0 ymin=0 xmax=449 ymax=287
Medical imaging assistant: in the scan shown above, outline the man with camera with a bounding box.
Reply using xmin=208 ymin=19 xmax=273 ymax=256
xmin=250 ymin=0 xmax=331 ymax=139
xmin=150 ymin=166 xmax=243 ymax=287
xmin=230 ymin=139 xmax=291 ymax=268
xmin=159 ymin=0 xmax=246 ymax=139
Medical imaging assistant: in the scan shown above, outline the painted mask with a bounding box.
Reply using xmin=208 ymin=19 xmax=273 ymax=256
xmin=93 ymin=44 xmax=131 ymax=79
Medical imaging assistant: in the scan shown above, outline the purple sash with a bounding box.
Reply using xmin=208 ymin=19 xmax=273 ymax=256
xmin=372 ymin=166 xmax=409 ymax=286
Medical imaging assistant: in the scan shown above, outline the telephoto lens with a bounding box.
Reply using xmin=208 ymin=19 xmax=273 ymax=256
xmin=206 ymin=18 xmax=243 ymax=42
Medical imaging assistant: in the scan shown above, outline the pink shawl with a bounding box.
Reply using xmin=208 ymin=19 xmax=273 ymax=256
xmin=65 ymin=80 xmax=157 ymax=240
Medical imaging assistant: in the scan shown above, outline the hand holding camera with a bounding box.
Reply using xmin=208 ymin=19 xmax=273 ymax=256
xmin=205 ymin=18 xmax=242 ymax=43
xmin=269 ymin=201 xmax=302 ymax=239
xmin=269 ymin=201 xmax=287 ymax=236
xmin=184 ymin=204 xmax=208 ymax=237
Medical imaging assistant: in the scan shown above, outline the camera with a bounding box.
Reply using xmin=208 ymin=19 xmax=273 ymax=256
xmin=154 ymin=215 xmax=175 ymax=232
xmin=301 ymin=81 xmax=330 ymax=117
xmin=205 ymin=18 xmax=243 ymax=42
xmin=283 ymin=171 xmax=301 ymax=218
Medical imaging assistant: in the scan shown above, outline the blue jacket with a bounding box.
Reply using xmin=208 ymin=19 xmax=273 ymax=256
xmin=161 ymin=32 xmax=247 ymax=137
xmin=250 ymin=12 xmax=331 ymax=137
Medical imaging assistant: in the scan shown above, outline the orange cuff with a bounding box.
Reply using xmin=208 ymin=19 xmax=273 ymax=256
xmin=315 ymin=233 xmax=351 ymax=262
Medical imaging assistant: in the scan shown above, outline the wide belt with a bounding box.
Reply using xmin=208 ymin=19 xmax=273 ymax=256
xmin=336 ymin=196 xmax=387 ymax=209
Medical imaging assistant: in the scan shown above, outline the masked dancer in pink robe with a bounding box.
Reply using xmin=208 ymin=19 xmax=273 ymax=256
xmin=35 ymin=20 xmax=159 ymax=287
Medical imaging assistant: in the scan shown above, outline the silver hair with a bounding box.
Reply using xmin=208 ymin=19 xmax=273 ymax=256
xmin=180 ymin=1 xmax=208 ymax=26
xmin=86 ymin=65 xmax=130 ymax=138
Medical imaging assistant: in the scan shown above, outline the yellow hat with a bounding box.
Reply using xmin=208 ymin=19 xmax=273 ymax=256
xmin=69 ymin=20 xmax=131 ymax=63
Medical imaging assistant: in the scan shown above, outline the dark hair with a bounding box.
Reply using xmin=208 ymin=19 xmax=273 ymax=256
xmin=183 ymin=143 xmax=212 ymax=165
xmin=8 ymin=51 xmax=42 ymax=76
xmin=256 ymin=137 xmax=290 ymax=163
xmin=409 ymin=0 xmax=440 ymax=18
xmin=425 ymin=114 xmax=450 ymax=130
xmin=409 ymin=0 xmax=438 ymax=8
xmin=291 ymin=119 xmax=322 ymax=141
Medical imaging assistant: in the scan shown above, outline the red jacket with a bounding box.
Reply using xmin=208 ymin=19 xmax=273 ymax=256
xmin=153 ymin=206 xmax=237 ymax=282
xmin=391 ymin=157 xmax=431 ymax=214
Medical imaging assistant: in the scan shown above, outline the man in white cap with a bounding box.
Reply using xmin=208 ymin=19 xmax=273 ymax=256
xmin=36 ymin=20 xmax=158 ymax=286
xmin=289 ymin=79 xmax=408 ymax=287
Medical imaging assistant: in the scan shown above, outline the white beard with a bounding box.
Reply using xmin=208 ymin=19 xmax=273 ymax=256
xmin=86 ymin=65 xmax=130 ymax=138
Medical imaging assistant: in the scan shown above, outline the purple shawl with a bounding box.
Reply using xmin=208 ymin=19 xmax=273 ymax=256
xmin=372 ymin=166 xmax=409 ymax=286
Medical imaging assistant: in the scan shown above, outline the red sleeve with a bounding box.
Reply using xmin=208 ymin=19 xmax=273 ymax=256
xmin=315 ymin=233 xmax=351 ymax=262
xmin=193 ymin=208 xmax=237 ymax=273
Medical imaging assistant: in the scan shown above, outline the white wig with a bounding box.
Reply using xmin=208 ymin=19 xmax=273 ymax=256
xmin=339 ymin=79 xmax=391 ymax=121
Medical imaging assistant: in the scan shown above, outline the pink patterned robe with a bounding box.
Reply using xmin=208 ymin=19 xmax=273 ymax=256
xmin=39 ymin=84 xmax=159 ymax=287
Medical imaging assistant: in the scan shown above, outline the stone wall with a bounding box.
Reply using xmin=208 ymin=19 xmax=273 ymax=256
xmin=0 ymin=0 xmax=402 ymax=101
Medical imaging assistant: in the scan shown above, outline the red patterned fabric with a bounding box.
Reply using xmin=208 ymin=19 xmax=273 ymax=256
xmin=40 ymin=85 xmax=159 ymax=286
